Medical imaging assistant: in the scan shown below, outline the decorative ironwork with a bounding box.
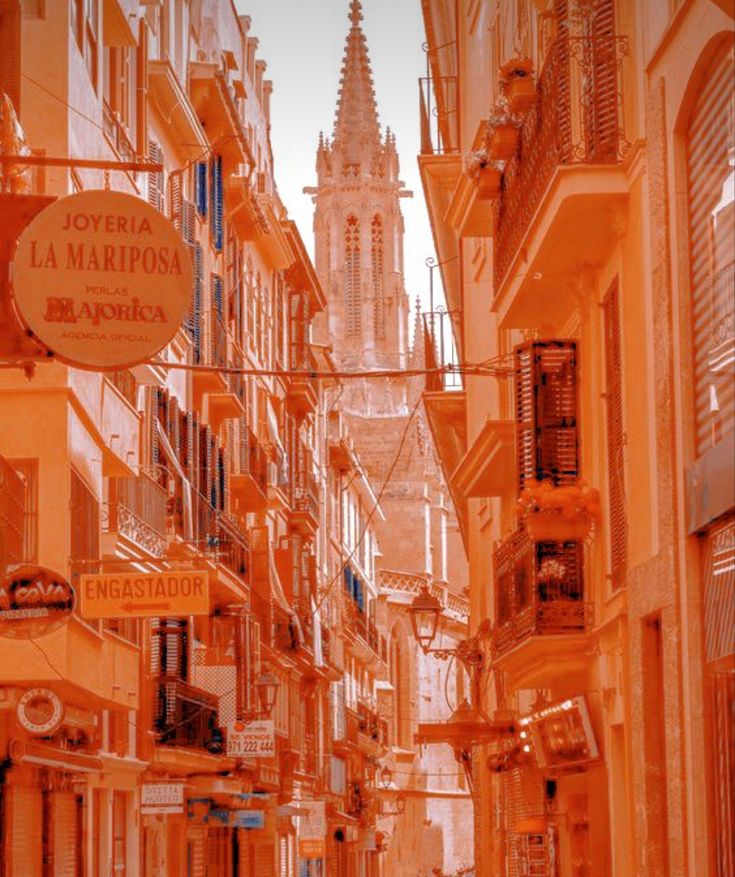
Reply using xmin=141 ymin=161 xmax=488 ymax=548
xmin=419 ymin=74 xmax=458 ymax=156
xmin=106 ymin=475 xmax=168 ymax=557
xmin=378 ymin=569 xmax=470 ymax=619
xmin=494 ymin=32 xmax=629 ymax=288
xmin=493 ymin=529 xmax=590 ymax=659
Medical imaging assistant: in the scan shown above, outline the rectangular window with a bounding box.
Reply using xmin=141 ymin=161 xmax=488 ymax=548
xmin=70 ymin=469 xmax=100 ymax=583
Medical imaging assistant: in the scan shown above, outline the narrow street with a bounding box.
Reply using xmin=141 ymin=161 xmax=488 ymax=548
xmin=0 ymin=1 xmax=732 ymax=876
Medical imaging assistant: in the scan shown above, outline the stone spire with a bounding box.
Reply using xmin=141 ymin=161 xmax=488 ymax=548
xmin=332 ymin=0 xmax=381 ymax=165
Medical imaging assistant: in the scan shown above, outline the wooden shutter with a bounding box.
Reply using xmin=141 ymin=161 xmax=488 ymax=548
xmin=0 ymin=0 xmax=21 ymax=114
xmin=583 ymin=0 xmax=619 ymax=162
xmin=185 ymin=242 xmax=203 ymax=363
xmin=147 ymin=139 xmax=164 ymax=212
xmin=169 ymin=171 xmax=182 ymax=230
xmin=515 ymin=340 xmax=578 ymax=490
xmin=711 ymin=669 xmax=735 ymax=877
xmin=703 ymin=515 xmax=735 ymax=665
xmin=210 ymin=154 xmax=223 ymax=251
xmin=603 ymin=280 xmax=627 ymax=587
xmin=686 ymin=43 xmax=735 ymax=457
xmin=188 ymin=827 xmax=207 ymax=877
xmin=196 ymin=161 xmax=208 ymax=217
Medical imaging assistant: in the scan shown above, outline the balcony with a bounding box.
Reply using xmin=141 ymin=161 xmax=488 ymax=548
xmin=419 ymin=74 xmax=458 ymax=157
xmin=343 ymin=598 xmax=387 ymax=670
xmin=0 ymin=455 xmax=26 ymax=567
xmin=104 ymin=474 xmax=168 ymax=558
xmin=285 ymin=376 xmax=318 ymax=419
xmin=230 ymin=429 xmax=268 ymax=512
xmin=0 ymin=617 xmax=139 ymax=710
xmin=357 ymin=703 xmax=389 ymax=752
xmin=493 ymin=33 xmax=631 ymax=329
xmin=289 ymin=471 xmax=320 ymax=536
xmin=155 ymin=676 xmax=223 ymax=753
xmin=492 ymin=529 xmax=591 ymax=688
xmin=205 ymin=346 xmax=246 ymax=432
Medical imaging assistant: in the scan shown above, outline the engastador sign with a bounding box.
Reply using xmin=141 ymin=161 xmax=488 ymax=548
xmin=11 ymin=189 xmax=192 ymax=370
xmin=79 ymin=570 xmax=209 ymax=619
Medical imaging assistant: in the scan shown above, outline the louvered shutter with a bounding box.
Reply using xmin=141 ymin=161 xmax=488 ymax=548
xmin=515 ymin=340 xmax=578 ymax=490
xmin=169 ymin=171 xmax=183 ymax=230
xmin=279 ymin=836 xmax=289 ymax=877
xmin=196 ymin=162 xmax=208 ymax=217
xmin=147 ymin=139 xmax=164 ymax=212
xmin=145 ymin=386 xmax=160 ymax=472
xmin=182 ymin=199 xmax=196 ymax=245
xmin=237 ymin=830 xmax=252 ymax=877
xmin=52 ymin=793 xmax=80 ymax=877
xmin=686 ymin=44 xmax=735 ymax=457
xmin=583 ymin=0 xmax=619 ymax=162
xmin=185 ymin=243 xmax=203 ymax=363
xmin=211 ymin=154 xmax=223 ymax=251
xmin=0 ymin=0 xmax=21 ymax=113
xmin=188 ymin=827 xmax=207 ymax=877
xmin=255 ymin=844 xmax=275 ymax=877
xmin=603 ymin=281 xmax=627 ymax=587
xmin=9 ymin=786 xmax=42 ymax=876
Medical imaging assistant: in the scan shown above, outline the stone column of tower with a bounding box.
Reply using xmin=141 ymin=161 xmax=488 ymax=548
xmin=307 ymin=0 xmax=411 ymax=416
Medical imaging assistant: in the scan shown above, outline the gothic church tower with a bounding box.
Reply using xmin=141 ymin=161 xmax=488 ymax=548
xmin=308 ymin=0 xmax=412 ymax=402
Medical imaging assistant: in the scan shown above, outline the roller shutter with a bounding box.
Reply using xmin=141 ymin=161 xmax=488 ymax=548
xmin=53 ymin=792 xmax=80 ymax=877
xmin=8 ymin=786 xmax=42 ymax=876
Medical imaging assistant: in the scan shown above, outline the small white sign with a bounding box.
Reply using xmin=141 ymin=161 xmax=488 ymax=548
xmin=298 ymin=801 xmax=327 ymax=841
xmin=227 ymin=720 xmax=276 ymax=759
xmin=141 ymin=783 xmax=185 ymax=815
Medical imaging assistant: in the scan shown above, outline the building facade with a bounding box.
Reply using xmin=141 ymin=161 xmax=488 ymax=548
xmin=0 ymin=1 xmax=476 ymax=876
xmin=418 ymin=0 xmax=734 ymax=875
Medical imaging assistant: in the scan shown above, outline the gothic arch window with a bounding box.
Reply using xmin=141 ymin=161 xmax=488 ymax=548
xmin=371 ymin=214 xmax=385 ymax=340
xmin=685 ymin=41 xmax=734 ymax=456
xmin=344 ymin=215 xmax=361 ymax=336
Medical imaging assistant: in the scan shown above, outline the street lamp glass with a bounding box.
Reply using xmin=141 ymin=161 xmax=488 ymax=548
xmin=409 ymin=586 xmax=442 ymax=651
xmin=378 ymin=765 xmax=393 ymax=788
xmin=396 ymin=795 xmax=405 ymax=815
xmin=256 ymin=671 xmax=280 ymax=716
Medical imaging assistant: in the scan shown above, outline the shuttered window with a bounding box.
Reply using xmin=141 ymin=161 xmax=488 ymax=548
xmin=603 ymin=280 xmax=627 ymax=588
xmin=147 ymin=139 xmax=164 ymax=213
xmin=70 ymin=469 xmax=100 ymax=582
xmin=582 ymin=0 xmax=619 ymax=162
xmin=515 ymin=340 xmax=578 ymax=491
xmin=686 ymin=42 xmax=735 ymax=457
xmin=210 ymin=154 xmax=224 ymax=251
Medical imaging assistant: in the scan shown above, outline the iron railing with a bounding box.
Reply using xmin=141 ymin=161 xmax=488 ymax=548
xmin=240 ymin=428 xmax=269 ymax=495
xmin=106 ymin=474 xmax=168 ymax=557
xmin=155 ymin=676 xmax=223 ymax=752
xmin=423 ymin=309 xmax=463 ymax=392
xmin=292 ymin=471 xmax=319 ymax=521
xmin=419 ymin=75 xmax=459 ymax=156
xmin=492 ymin=529 xmax=590 ymax=658
xmin=494 ymin=32 xmax=629 ymax=288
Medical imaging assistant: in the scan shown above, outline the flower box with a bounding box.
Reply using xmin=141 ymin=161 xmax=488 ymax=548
xmin=489 ymin=126 xmax=519 ymax=160
xmin=475 ymin=166 xmax=502 ymax=200
xmin=506 ymin=77 xmax=536 ymax=114
xmin=524 ymin=510 xmax=592 ymax=542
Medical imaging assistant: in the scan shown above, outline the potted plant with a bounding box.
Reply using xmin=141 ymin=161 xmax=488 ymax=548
xmin=517 ymin=478 xmax=601 ymax=541
xmin=464 ymin=150 xmax=504 ymax=200
xmin=500 ymin=57 xmax=536 ymax=114
xmin=486 ymin=103 xmax=522 ymax=160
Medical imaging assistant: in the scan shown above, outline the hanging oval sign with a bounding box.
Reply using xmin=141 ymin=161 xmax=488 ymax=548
xmin=11 ymin=189 xmax=192 ymax=370
xmin=0 ymin=565 xmax=76 ymax=639
xmin=16 ymin=688 xmax=65 ymax=736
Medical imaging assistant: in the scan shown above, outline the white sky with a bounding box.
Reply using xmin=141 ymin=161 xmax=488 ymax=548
xmin=236 ymin=0 xmax=442 ymax=318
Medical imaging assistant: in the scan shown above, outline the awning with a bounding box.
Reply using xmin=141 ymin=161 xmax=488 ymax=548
xmin=17 ymin=741 xmax=103 ymax=774
xmin=266 ymin=398 xmax=286 ymax=458
xmin=268 ymin=550 xmax=303 ymax=645
xmin=157 ymin=421 xmax=193 ymax=540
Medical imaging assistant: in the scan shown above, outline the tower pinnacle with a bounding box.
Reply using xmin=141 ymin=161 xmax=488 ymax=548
xmin=333 ymin=0 xmax=380 ymax=162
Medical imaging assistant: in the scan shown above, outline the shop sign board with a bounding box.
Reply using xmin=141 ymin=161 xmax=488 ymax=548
xmin=210 ymin=809 xmax=266 ymax=829
xmin=519 ymin=695 xmax=599 ymax=769
xmin=11 ymin=189 xmax=193 ymax=370
xmin=16 ymin=688 xmax=65 ymax=736
xmin=79 ymin=570 xmax=209 ymax=618
xmin=141 ymin=782 xmax=185 ymax=815
xmin=0 ymin=566 xmax=75 ymax=639
xmin=298 ymin=801 xmax=326 ymax=860
xmin=226 ymin=719 xmax=276 ymax=758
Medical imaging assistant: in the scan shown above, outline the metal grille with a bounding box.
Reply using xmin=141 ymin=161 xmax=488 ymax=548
xmin=703 ymin=516 xmax=735 ymax=664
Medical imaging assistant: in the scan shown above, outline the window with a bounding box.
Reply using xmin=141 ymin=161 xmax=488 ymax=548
xmin=371 ymin=215 xmax=385 ymax=339
xmin=344 ymin=215 xmax=361 ymax=336
xmin=210 ymin=154 xmax=223 ymax=251
xmin=686 ymin=41 xmax=735 ymax=456
xmin=73 ymin=0 xmax=98 ymax=89
xmin=70 ymin=469 xmax=100 ymax=583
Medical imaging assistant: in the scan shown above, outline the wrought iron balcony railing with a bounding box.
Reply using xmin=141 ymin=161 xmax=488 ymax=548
xmin=105 ymin=474 xmax=168 ymax=557
xmin=419 ymin=75 xmax=459 ymax=156
xmin=492 ymin=529 xmax=590 ymax=659
xmin=155 ymin=676 xmax=223 ymax=752
xmin=494 ymin=32 xmax=629 ymax=288
xmin=423 ymin=309 xmax=463 ymax=392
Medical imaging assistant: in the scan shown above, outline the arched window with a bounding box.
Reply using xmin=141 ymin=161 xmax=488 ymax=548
xmin=371 ymin=215 xmax=385 ymax=340
xmin=686 ymin=42 xmax=735 ymax=456
xmin=344 ymin=215 xmax=361 ymax=336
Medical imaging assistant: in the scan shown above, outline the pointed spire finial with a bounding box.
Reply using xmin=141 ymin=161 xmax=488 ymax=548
xmin=349 ymin=0 xmax=363 ymax=26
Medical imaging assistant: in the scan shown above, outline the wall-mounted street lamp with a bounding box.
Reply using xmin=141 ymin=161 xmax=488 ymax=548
xmin=241 ymin=671 xmax=280 ymax=722
xmin=377 ymin=765 xmax=405 ymax=816
xmin=409 ymin=586 xmax=486 ymax=671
